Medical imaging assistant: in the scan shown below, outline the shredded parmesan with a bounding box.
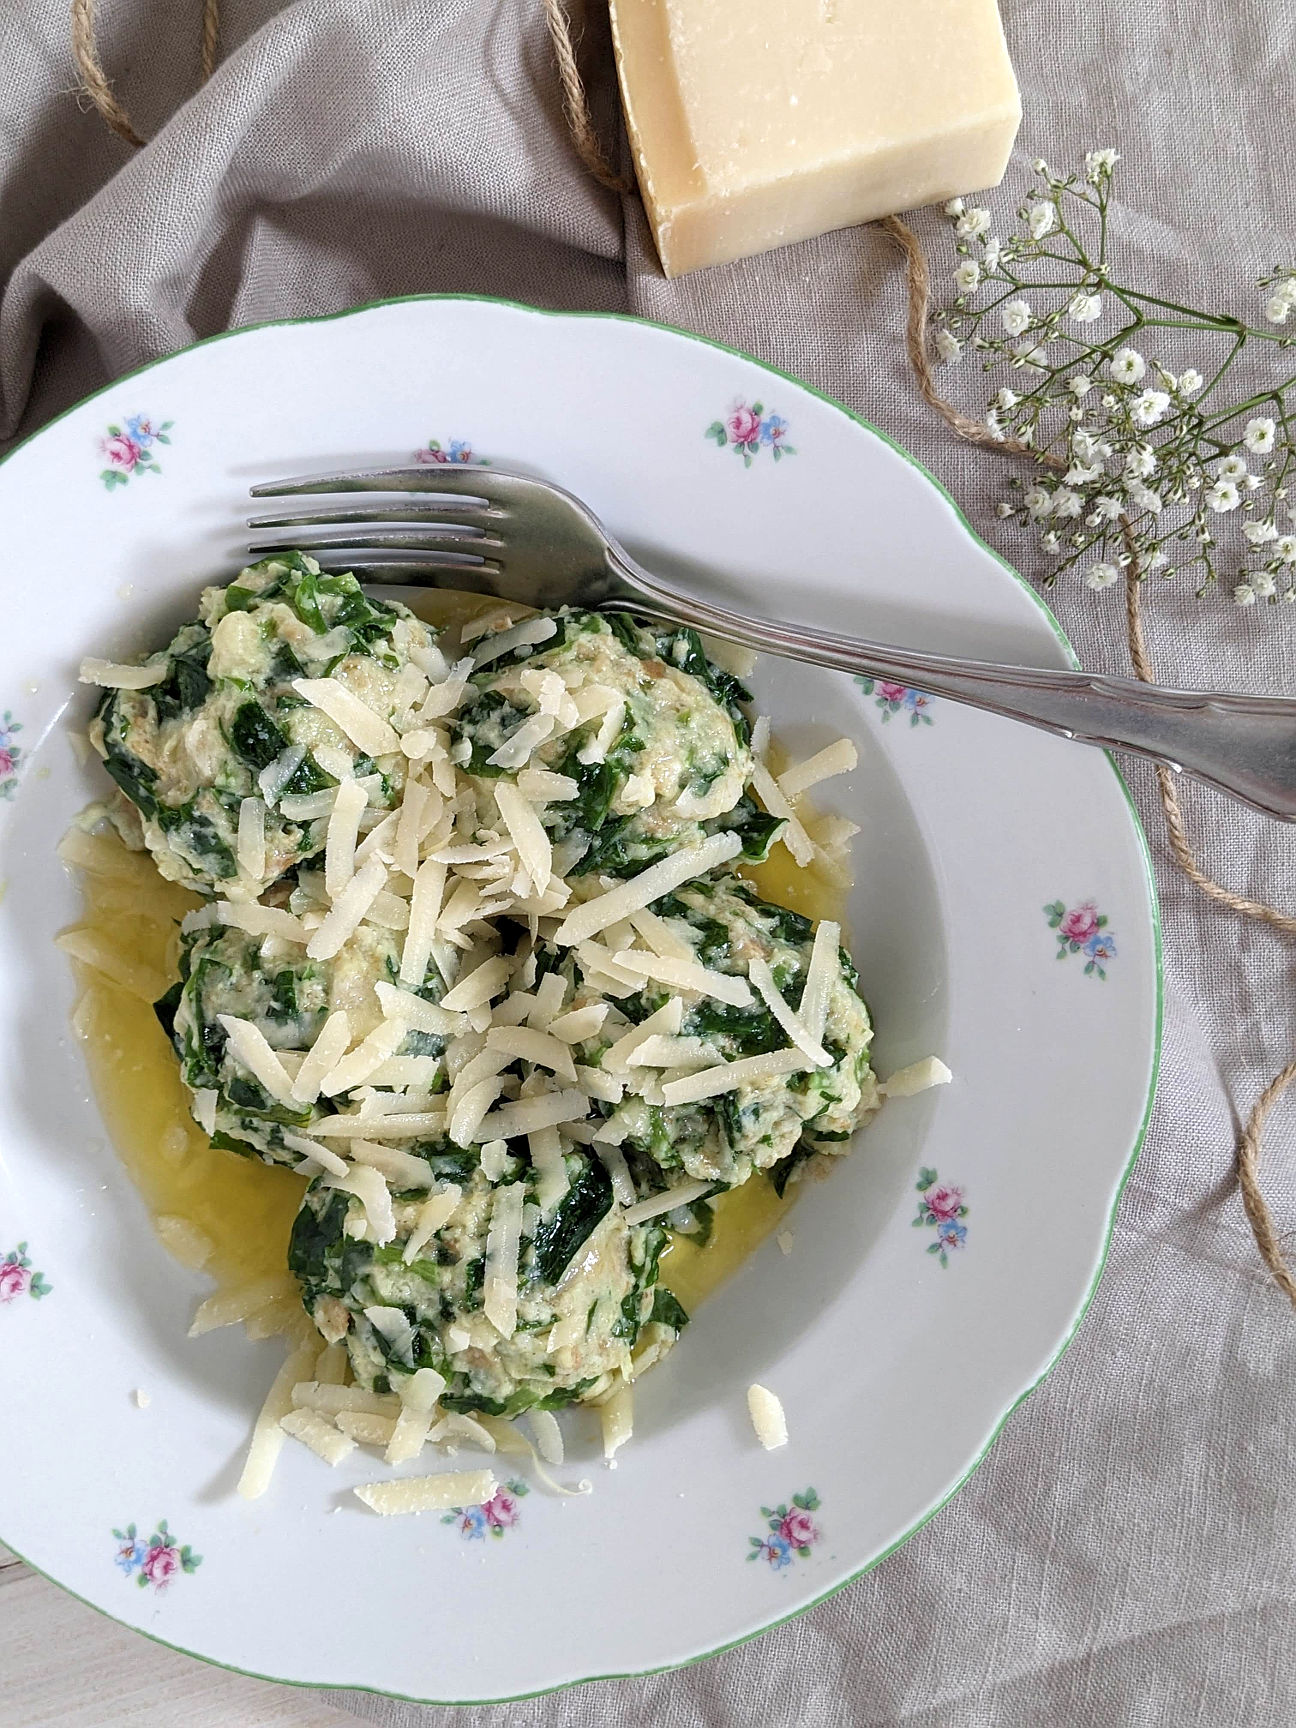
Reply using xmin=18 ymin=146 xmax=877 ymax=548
xmin=797 ymin=920 xmax=841 ymax=1048
xmin=609 ymin=948 xmax=753 ymax=1008
xmin=292 ymin=677 xmax=401 ymax=758
xmin=471 ymin=615 xmax=557 ymax=666
xmin=483 ymin=1182 xmax=525 ymax=1338
xmin=291 ymin=1382 xmax=401 ymax=1418
xmin=280 ymin=1407 xmax=357 ymax=1467
xmin=553 ymin=832 xmax=743 ymax=946
xmin=354 ymin=1470 xmax=497 ymax=1517
xmin=324 ymin=775 xmax=368 ymax=898
xmin=528 ymin=1409 xmax=565 ymax=1466
xmin=600 ymin=1382 xmax=634 ymax=1459
xmin=494 ymin=779 xmax=553 ymax=892
xmin=236 ymin=796 xmax=267 ymax=881
xmin=280 ymin=1131 xmax=349 ymax=1177
xmin=385 ymin=1405 xmax=434 ymax=1465
xmin=440 ymin=954 xmax=511 ymax=1012
xmin=881 ymin=1057 xmax=953 ymax=1097
xmin=547 ymin=1003 xmax=609 ymax=1044
xmin=237 ymin=1338 xmax=319 ymax=1500
xmin=217 ymin=1015 xmax=296 ymax=1104
xmin=335 ymin=1411 xmax=397 ymax=1447
xmin=189 ymin=1273 xmax=295 ymax=1336
xmin=660 ymin=1047 xmax=808 ymax=1106
xmin=474 ymin=1088 xmax=589 ymax=1142
xmin=403 ymin=1184 xmax=463 ymax=1262
xmin=306 ymin=854 xmax=389 ymax=960
xmin=528 ymin=1125 xmax=570 ymax=1211
xmin=748 ymin=957 xmax=831 ymax=1065
xmin=486 ymin=1024 xmax=577 ymax=1081
xmin=747 ymin=1383 xmax=788 ymax=1450
xmin=776 ymin=737 xmax=858 ymax=801
xmin=79 ymin=656 xmax=168 ymax=689
xmin=328 ymin=1164 xmax=397 ymax=1244
xmin=622 ymin=1180 xmax=714 ymax=1225
xmin=211 ymin=901 xmax=307 ymax=945
xmin=349 ymin=1137 xmax=435 ymax=1189
xmin=750 ymin=759 xmax=814 ymax=866
xmin=318 ymin=1018 xmax=408 ymax=1096
xmin=289 ymin=1009 xmax=351 ymax=1103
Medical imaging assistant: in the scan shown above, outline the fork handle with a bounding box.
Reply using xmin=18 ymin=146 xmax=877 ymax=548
xmin=607 ymin=553 xmax=1296 ymax=823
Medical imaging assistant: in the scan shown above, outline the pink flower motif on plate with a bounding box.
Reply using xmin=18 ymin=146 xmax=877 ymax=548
xmin=0 ymin=710 xmax=22 ymax=800
xmin=442 ymin=1477 xmax=529 ymax=1540
xmin=705 ymin=401 xmax=796 ymax=467
xmin=748 ymin=1489 xmax=821 ymax=1569
xmin=1045 ymin=899 xmax=1116 ymax=979
xmin=98 ymin=414 xmax=172 ymax=490
xmin=111 ymin=1520 xmax=201 ymax=1589
xmin=914 ymin=1169 xmax=968 ymax=1266
xmin=858 ymin=678 xmax=936 ymax=727
xmin=0 ymin=1241 xmax=50 ymax=1301
xmin=413 ymin=438 xmax=488 ymax=466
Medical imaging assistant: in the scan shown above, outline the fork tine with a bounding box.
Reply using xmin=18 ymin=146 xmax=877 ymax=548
xmin=246 ymin=527 xmax=504 ymax=555
xmin=246 ymin=502 xmax=487 ymax=528
xmin=289 ymin=552 xmax=506 ymax=590
xmin=248 ymin=466 xmax=503 ymax=507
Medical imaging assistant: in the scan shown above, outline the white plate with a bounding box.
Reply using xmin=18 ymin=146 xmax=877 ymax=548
xmin=0 ymin=297 xmax=1160 ymax=1705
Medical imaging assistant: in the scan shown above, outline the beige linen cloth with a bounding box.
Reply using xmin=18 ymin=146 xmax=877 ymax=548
xmin=4 ymin=2 xmax=1296 ymax=1721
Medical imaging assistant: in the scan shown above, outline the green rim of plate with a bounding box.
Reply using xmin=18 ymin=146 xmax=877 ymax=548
xmin=0 ymin=293 xmax=1164 ymax=1708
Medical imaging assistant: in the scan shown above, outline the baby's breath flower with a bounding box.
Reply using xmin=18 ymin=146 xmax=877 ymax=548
xmin=935 ymin=328 xmax=962 ymax=363
xmin=1110 ymin=347 xmax=1146 ymax=384
xmin=1092 ymin=494 xmax=1123 ymax=521
xmin=1052 ymin=488 xmax=1082 ymax=519
xmin=1001 ymin=298 xmax=1032 ymax=336
xmin=1124 ymin=444 xmax=1157 ymax=478
xmin=995 ymin=387 xmax=1020 ymax=410
xmin=1065 ymin=461 xmax=1103 ymax=485
xmin=1177 ymin=368 xmax=1203 ymax=395
xmin=1207 ymin=479 xmax=1241 ymax=512
xmin=1026 ymin=202 xmax=1056 ymax=240
xmin=955 ymin=206 xmax=991 ymax=238
xmin=1041 ymin=532 xmax=1062 ymax=553
xmin=1012 ymin=341 xmax=1047 ymax=370
xmin=1251 ymin=571 xmax=1277 ymax=597
xmin=1129 ymin=485 xmax=1163 ymax=514
xmin=1068 ymin=292 xmax=1103 ymax=323
xmin=1244 ymin=417 xmax=1276 ymax=454
xmin=1243 ymin=519 xmax=1279 ymax=545
xmin=1084 ymin=148 xmax=1120 ymax=181
xmin=982 ymin=237 xmax=1002 ymax=274
xmin=1068 ymin=373 xmax=1092 ymax=397
xmin=1087 ymin=562 xmax=1120 ymax=588
xmin=944 ymin=197 xmax=965 ymax=217
xmin=1024 ymin=486 xmax=1053 ymax=517
xmin=1264 ymin=295 xmax=1291 ymax=325
xmin=1246 ymin=473 xmax=1263 ymax=490
xmin=954 ymin=261 xmax=982 ymax=295
xmin=1216 ymin=454 xmax=1249 ymax=481
xmin=1233 ymin=581 xmax=1257 ymax=605
xmin=1144 ymin=549 xmax=1168 ymax=570
xmin=1276 ymin=535 xmax=1296 ymax=563
xmin=1130 ymin=389 xmax=1170 ymax=427
xmin=995 ymin=501 xmax=1014 ymax=517
xmin=1071 ymin=427 xmax=1099 ymax=459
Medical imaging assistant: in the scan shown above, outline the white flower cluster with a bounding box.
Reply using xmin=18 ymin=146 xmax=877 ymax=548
xmin=934 ymin=154 xmax=1296 ymax=609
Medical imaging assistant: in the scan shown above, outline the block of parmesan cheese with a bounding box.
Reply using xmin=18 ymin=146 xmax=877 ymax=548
xmin=609 ymin=0 xmax=1021 ymax=277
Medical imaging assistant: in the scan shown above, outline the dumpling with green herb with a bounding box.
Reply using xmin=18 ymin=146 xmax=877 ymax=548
xmin=288 ymin=1153 xmax=685 ymax=1416
xmin=451 ymin=610 xmax=778 ymax=877
xmin=87 ymin=553 xmax=438 ymax=899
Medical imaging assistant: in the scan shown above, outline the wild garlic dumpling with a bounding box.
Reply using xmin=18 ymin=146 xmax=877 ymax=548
xmin=452 ymin=610 xmax=778 ymax=876
xmin=89 ymin=553 xmax=437 ymax=899
xmin=289 ymin=1159 xmax=683 ymax=1416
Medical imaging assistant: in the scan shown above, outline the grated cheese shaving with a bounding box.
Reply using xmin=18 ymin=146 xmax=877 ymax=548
xmin=210 ymin=900 xmax=307 ymax=945
xmin=750 ymin=759 xmax=814 ymax=866
xmin=881 ymin=1056 xmax=953 ymax=1097
xmin=483 ymin=1182 xmax=525 ymax=1339
xmin=328 ymin=1164 xmax=396 ymax=1245
xmin=440 ymin=954 xmax=511 ymax=1012
xmin=192 ymin=1088 xmax=218 ymax=1135
xmin=600 ymin=1382 xmax=634 ymax=1459
xmin=777 ymin=737 xmax=858 ymax=801
xmin=280 ymin=1407 xmax=357 ymax=1467
xmin=335 ymin=1411 xmax=397 ymax=1447
xmin=306 ymin=854 xmax=389 ymax=960
xmin=603 ymin=997 xmax=684 ymax=1073
xmin=289 ymin=1009 xmax=351 ymax=1103
xmin=528 ymin=1125 xmax=569 ymax=1212
xmin=797 ymin=920 xmax=840 ymax=1048
xmin=292 ymin=1382 xmax=401 ymax=1418
xmin=486 ymin=1024 xmax=577 ymax=1081
xmin=660 ymin=1047 xmax=808 ymax=1106
xmin=349 ymin=1137 xmax=436 ymax=1190
xmin=217 ymin=1015 xmax=297 ymax=1104
xmin=385 ymin=1405 xmax=434 ymax=1465
xmin=494 ymin=779 xmax=553 ymax=892
xmin=553 ymin=832 xmax=743 ymax=946
xmin=621 ymin=1180 xmax=715 ymax=1225
xmin=474 ymin=1088 xmax=590 ymax=1143
xmin=747 ymin=1383 xmax=788 ymax=1450
xmin=318 ymin=1017 xmax=408 ymax=1096
xmin=748 ymin=956 xmax=831 ymax=1065
xmin=79 ymin=656 xmax=169 ymax=689
xmin=236 ymin=796 xmax=267 ymax=882
xmin=355 ymin=1470 xmax=497 ymax=1517
xmin=399 ymin=856 xmax=448 ymax=986
xmin=403 ymin=1184 xmax=463 ymax=1262
xmin=471 ymin=615 xmax=557 ymax=665
xmin=237 ymin=1337 xmax=319 ymax=1500
xmin=324 ymin=775 xmax=368 ymax=899
xmin=547 ymin=1003 xmax=609 ymax=1044
xmin=292 ymin=677 xmax=401 ymax=758
xmin=486 ymin=712 xmax=556 ymax=770
xmin=528 ymin=1409 xmax=564 ymax=1466
xmin=281 ymin=1131 xmax=349 ymax=1177
xmin=609 ymin=948 xmax=753 ymax=1009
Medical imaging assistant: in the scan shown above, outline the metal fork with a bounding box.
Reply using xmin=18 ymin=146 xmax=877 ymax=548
xmin=248 ymin=465 xmax=1296 ymax=823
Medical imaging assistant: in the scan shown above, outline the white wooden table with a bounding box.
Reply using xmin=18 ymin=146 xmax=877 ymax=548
xmin=1 ymin=1545 xmax=355 ymax=1726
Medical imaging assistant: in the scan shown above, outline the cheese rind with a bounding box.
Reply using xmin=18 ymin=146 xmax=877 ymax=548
xmin=610 ymin=0 xmax=1022 ymax=277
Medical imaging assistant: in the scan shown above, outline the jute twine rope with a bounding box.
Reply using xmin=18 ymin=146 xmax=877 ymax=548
xmin=70 ymin=0 xmax=220 ymax=148
xmin=70 ymin=0 xmax=1296 ymax=1309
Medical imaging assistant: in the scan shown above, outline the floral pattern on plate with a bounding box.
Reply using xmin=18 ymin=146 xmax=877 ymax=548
xmin=706 ymin=402 xmax=795 ymax=466
xmin=99 ymin=415 xmax=172 ymax=489
xmin=112 ymin=1520 xmax=202 ymax=1590
xmin=442 ymin=1478 xmax=529 ymax=1540
xmin=1045 ymin=900 xmax=1116 ymax=979
xmin=0 ymin=711 xmax=25 ymax=799
xmin=414 ymin=438 xmax=488 ymax=466
xmin=0 ymin=1242 xmax=51 ymax=1301
xmin=858 ymin=679 xmax=935 ymax=726
xmin=748 ymin=1489 xmax=822 ymax=1569
xmin=914 ymin=1169 xmax=968 ymax=1266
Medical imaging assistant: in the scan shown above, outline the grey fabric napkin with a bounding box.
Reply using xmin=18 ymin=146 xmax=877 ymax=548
xmin=4 ymin=1 xmax=1295 ymax=1721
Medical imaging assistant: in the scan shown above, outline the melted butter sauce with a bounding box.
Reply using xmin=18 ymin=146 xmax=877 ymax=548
xmin=68 ymin=591 xmax=845 ymax=1315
